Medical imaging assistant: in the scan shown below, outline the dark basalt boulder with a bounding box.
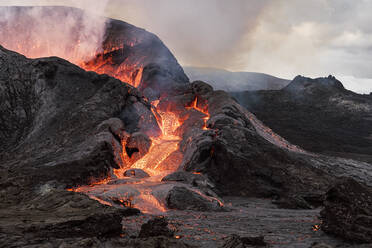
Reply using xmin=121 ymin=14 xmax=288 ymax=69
xmin=123 ymin=168 xmax=150 ymax=179
xmin=120 ymin=101 xmax=161 ymax=137
xmin=96 ymin=117 xmax=128 ymax=140
xmin=162 ymin=171 xmax=219 ymax=197
xmin=166 ymin=186 xmax=223 ymax=211
xmin=320 ymin=178 xmax=372 ymax=243
xmin=138 ymin=217 xmax=174 ymax=238
xmin=220 ymin=234 xmax=267 ymax=248
xmin=310 ymin=243 xmax=334 ymax=248
xmin=116 ymin=236 xmax=195 ymax=248
xmin=125 ymin=132 xmax=152 ymax=162
xmin=162 ymin=171 xmax=211 ymax=186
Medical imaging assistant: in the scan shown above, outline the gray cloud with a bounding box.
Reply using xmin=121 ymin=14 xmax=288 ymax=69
xmin=0 ymin=0 xmax=109 ymax=63
xmin=105 ymin=0 xmax=372 ymax=93
xmin=0 ymin=0 xmax=371 ymax=93
xmin=106 ymin=0 xmax=271 ymax=69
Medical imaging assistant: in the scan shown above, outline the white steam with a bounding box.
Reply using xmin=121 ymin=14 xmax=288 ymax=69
xmin=0 ymin=3 xmax=108 ymax=63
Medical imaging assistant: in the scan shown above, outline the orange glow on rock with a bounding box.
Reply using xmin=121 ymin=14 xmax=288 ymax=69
xmin=186 ymin=96 xmax=210 ymax=130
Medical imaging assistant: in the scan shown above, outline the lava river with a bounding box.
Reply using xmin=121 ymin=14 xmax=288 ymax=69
xmin=70 ymin=104 xmax=188 ymax=213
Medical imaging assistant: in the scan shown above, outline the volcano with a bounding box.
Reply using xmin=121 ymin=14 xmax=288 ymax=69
xmin=1 ymin=6 xmax=372 ymax=248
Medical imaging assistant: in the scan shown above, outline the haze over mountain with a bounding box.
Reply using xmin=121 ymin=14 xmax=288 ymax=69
xmin=232 ymin=75 xmax=372 ymax=162
xmin=184 ymin=66 xmax=290 ymax=92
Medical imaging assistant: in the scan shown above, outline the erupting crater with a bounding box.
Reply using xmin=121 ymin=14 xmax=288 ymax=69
xmin=0 ymin=6 xmax=220 ymax=214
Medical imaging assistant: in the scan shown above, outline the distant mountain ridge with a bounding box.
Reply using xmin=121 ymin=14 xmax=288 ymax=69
xmin=284 ymin=75 xmax=345 ymax=94
xmin=184 ymin=66 xmax=290 ymax=91
xmin=231 ymin=75 xmax=372 ymax=162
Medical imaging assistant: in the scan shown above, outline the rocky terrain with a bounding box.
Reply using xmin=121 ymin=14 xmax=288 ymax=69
xmin=185 ymin=67 xmax=290 ymax=92
xmin=232 ymin=75 xmax=372 ymax=163
xmin=0 ymin=31 xmax=188 ymax=245
xmin=1 ymin=6 xmax=372 ymax=248
xmin=321 ymin=178 xmax=372 ymax=243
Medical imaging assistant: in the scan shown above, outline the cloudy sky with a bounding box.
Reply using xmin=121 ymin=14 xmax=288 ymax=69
xmin=1 ymin=0 xmax=371 ymax=93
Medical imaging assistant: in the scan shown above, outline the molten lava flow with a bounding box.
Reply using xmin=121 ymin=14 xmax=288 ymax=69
xmin=7 ymin=27 xmax=212 ymax=213
xmin=186 ymin=96 xmax=210 ymax=130
xmin=1 ymin=13 xmax=218 ymax=214
xmin=62 ymin=76 xmax=212 ymax=214
xmin=2 ymin=38 xmax=145 ymax=87
xmin=71 ymin=99 xmax=187 ymax=213
xmin=64 ymin=94 xmax=215 ymax=213
xmin=79 ymin=47 xmax=145 ymax=88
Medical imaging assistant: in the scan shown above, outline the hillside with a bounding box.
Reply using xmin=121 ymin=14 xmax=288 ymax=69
xmin=232 ymin=75 xmax=372 ymax=162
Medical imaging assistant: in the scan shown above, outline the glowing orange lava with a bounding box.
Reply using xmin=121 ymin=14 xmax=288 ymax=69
xmin=114 ymin=106 xmax=183 ymax=178
xmin=1 ymin=39 xmax=144 ymax=88
xmin=1 ymin=22 xmax=217 ymax=214
xmin=6 ymin=39 xmax=213 ymax=214
xmin=186 ymin=96 xmax=210 ymax=130
xmin=79 ymin=47 xmax=145 ymax=88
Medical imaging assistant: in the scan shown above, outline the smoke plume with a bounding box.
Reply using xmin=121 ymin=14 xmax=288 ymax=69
xmin=105 ymin=0 xmax=271 ymax=70
xmin=0 ymin=1 xmax=109 ymax=63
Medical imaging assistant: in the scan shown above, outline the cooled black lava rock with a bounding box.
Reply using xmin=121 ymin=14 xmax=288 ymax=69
xmin=173 ymin=81 xmax=372 ymax=210
xmin=310 ymin=243 xmax=334 ymax=248
xmin=166 ymin=186 xmax=223 ymax=211
xmin=232 ymin=75 xmax=372 ymax=162
xmin=138 ymin=217 xmax=174 ymax=238
xmin=103 ymin=19 xmax=190 ymax=96
xmin=123 ymin=168 xmax=150 ymax=179
xmin=120 ymin=101 xmax=161 ymax=137
xmin=0 ymin=45 xmax=155 ymax=245
xmin=118 ymin=236 xmax=194 ymax=248
xmin=0 ymin=190 xmax=139 ymax=246
xmin=177 ymin=82 xmax=331 ymax=200
xmin=320 ymin=178 xmax=372 ymax=243
xmin=220 ymin=234 xmax=267 ymax=248
xmin=125 ymin=132 xmax=152 ymax=162
xmin=96 ymin=117 xmax=128 ymax=140
xmin=162 ymin=171 xmax=219 ymax=197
